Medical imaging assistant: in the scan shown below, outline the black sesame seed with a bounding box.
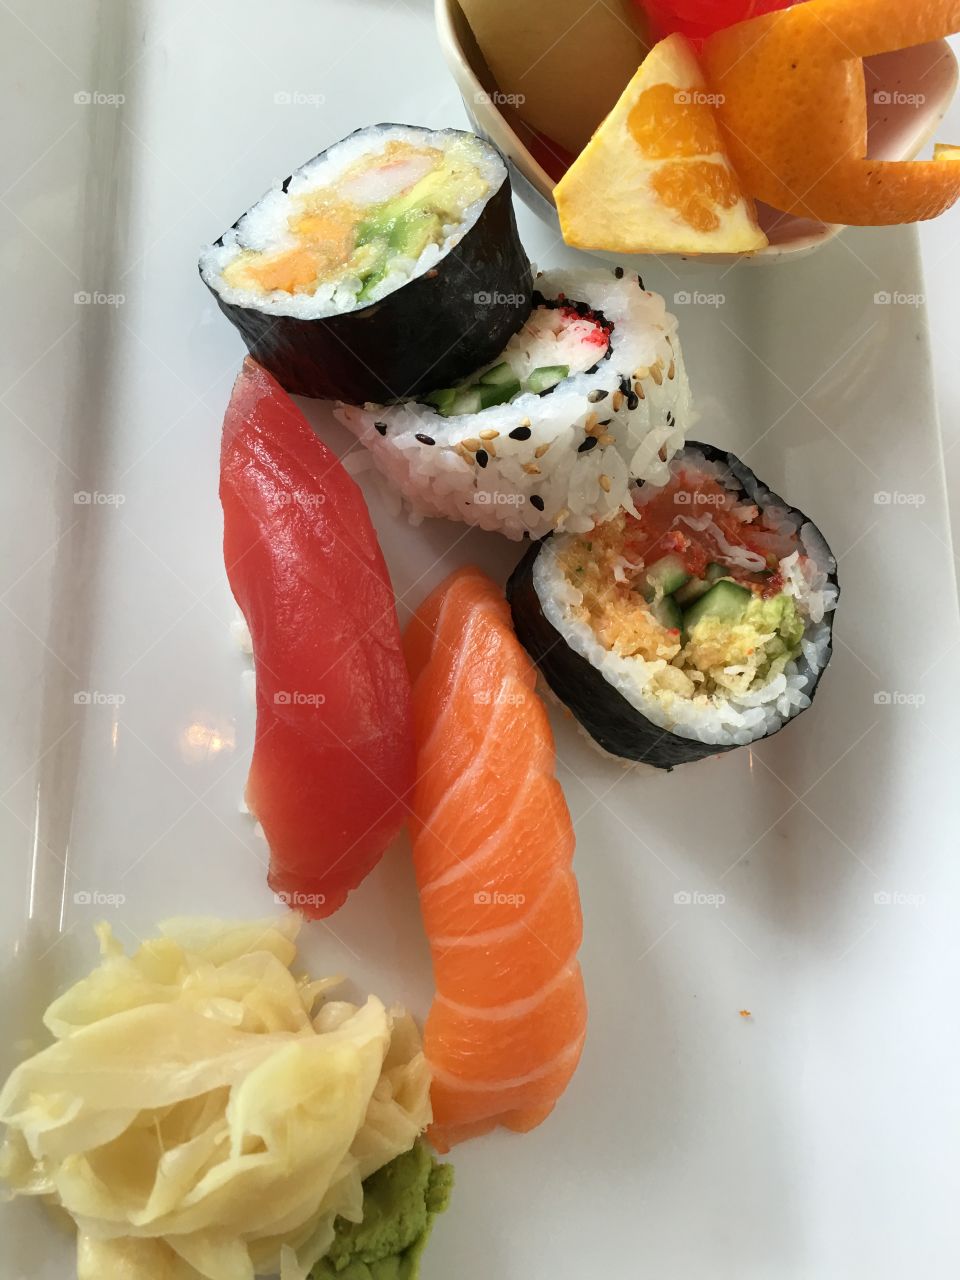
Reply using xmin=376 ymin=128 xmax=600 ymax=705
xmin=598 ymin=419 xmax=612 ymax=427
xmin=508 ymin=425 xmax=532 ymax=441
xmin=415 ymin=433 xmax=435 ymax=446
xmin=530 ymin=494 xmax=545 ymax=511
xmin=619 ymin=376 xmax=631 ymax=396
xmin=587 ymin=389 xmax=609 ymax=403
xmin=626 ymin=392 xmax=639 ymax=411
xmin=578 ymin=437 xmax=598 ymax=454
xmin=614 ymin=266 xmax=624 ymax=279
xmin=666 ymin=411 xmax=675 ymax=427
xmin=637 ymin=275 xmax=645 ymax=290
xmin=586 ymin=363 xmax=599 ymax=375
xmin=374 ymin=421 xmax=387 ymax=436
xmin=475 ymin=449 xmax=489 ymax=468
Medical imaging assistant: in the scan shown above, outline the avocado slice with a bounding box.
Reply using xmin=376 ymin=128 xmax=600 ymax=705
xmin=389 ymin=209 xmax=443 ymax=259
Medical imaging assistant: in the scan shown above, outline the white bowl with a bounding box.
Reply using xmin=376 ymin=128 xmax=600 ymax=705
xmin=436 ymin=0 xmax=958 ymax=263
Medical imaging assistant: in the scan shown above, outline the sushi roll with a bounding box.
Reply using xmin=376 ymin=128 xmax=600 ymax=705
xmin=507 ymin=443 xmax=839 ymax=767
xmin=200 ymin=125 xmax=532 ymax=404
xmin=335 ymin=267 xmax=692 ymax=540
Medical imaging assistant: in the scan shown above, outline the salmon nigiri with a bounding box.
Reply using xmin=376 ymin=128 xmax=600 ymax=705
xmin=404 ymin=566 xmax=586 ymax=1151
xmin=220 ymin=358 xmax=414 ymax=916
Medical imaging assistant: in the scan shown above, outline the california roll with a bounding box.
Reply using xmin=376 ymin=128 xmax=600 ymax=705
xmin=336 ymin=267 xmax=693 ymax=539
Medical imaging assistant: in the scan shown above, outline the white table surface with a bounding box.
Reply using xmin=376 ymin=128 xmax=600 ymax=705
xmin=918 ymin=36 xmax=960 ymax=570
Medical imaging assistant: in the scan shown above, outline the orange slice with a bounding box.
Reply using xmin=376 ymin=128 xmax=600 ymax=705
xmin=554 ymin=34 xmax=768 ymax=255
xmin=701 ymin=0 xmax=960 ymax=225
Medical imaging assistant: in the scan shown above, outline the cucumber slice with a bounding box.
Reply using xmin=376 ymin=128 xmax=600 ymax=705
xmin=682 ymin=580 xmax=752 ymax=632
xmin=676 ymin=562 xmax=730 ymax=602
xmin=478 ymin=379 xmax=521 ymax=408
xmin=424 ymin=388 xmax=457 ymax=415
xmin=640 ymin=554 xmax=689 ymax=600
xmin=651 ymin=596 xmax=683 ymax=631
xmin=479 ymin=361 xmax=519 ymax=388
xmin=527 ymin=365 xmax=570 ymax=394
xmin=673 ymin=576 xmax=712 ymax=607
xmin=451 ymin=388 xmax=483 ymax=416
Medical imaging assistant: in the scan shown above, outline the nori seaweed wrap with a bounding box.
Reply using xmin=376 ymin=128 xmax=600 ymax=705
xmin=199 ymin=124 xmax=533 ymax=404
xmin=507 ymin=442 xmax=839 ymax=768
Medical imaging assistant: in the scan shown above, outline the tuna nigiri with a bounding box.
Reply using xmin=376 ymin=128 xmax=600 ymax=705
xmin=220 ymin=358 xmax=414 ymax=916
xmin=404 ymin=566 xmax=586 ymax=1151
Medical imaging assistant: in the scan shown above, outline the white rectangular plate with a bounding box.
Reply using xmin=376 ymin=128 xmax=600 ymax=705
xmin=2 ymin=1 xmax=959 ymax=1277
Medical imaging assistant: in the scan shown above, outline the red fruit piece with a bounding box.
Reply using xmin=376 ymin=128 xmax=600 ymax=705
xmin=639 ymin=0 xmax=798 ymax=42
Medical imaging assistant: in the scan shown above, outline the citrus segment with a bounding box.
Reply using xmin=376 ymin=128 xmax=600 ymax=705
xmin=651 ymin=160 xmax=744 ymax=232
xmin=701 ymin=0 xmax=960 ymax=224
xmin=627 ymin=81 xmax=727 ymax=157
xmin=554 ymin=33 xmax=768 ymax=254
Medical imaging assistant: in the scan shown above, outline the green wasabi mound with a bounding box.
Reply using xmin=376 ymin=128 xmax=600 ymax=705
xmin=312 ymin=1142 xmax=454 ymax=1280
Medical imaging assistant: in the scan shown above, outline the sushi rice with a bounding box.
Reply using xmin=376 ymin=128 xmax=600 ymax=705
xmin=530 ymin=446 xmax=838 ymax=750
xmin=335 ymin=267 xmax=693 ymax=540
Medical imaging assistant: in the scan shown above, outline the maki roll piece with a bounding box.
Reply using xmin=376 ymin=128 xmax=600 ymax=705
xmin=200 ymin=125 xmax=532 ymax=403
xmin=336 ymin=267 xmax=692 ymax=539
xmin=507 ymin=443 xmax=839 ymax=768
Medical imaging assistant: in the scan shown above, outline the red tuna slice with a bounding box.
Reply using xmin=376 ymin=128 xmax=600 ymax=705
xmin=220 ymin=358 xmax=414 ymax=916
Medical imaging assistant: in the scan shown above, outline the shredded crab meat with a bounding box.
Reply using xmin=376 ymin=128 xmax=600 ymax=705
xmin=491 ymin=304 xmax=611 ymax=384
